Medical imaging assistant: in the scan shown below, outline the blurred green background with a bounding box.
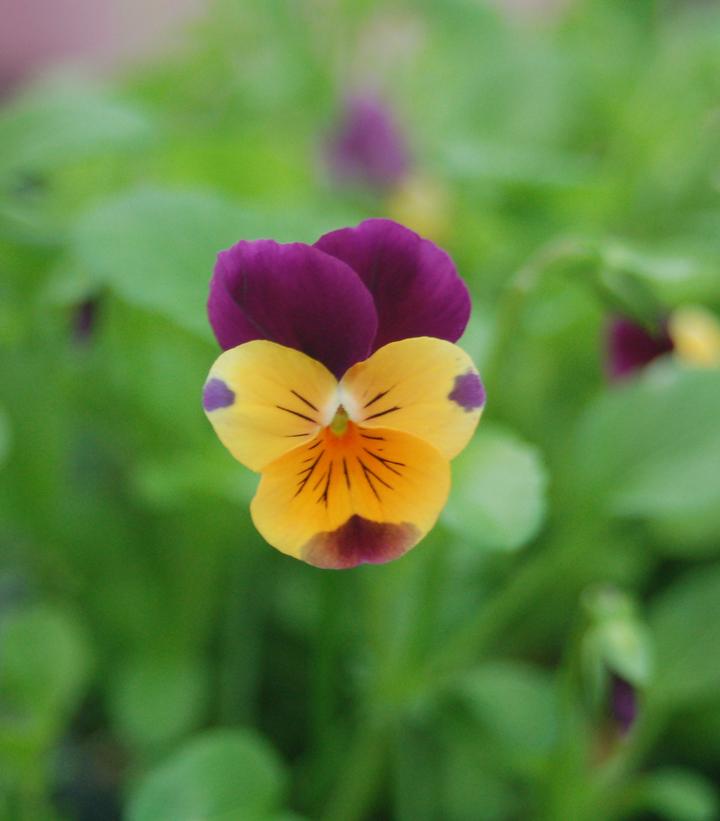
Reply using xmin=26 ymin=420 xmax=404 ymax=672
xmin=2 ymin=1 xmax=720 ymax=819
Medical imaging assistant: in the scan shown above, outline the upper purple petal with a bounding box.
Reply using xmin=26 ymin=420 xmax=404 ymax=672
xmin=605 ymin=315 xmax=674 ymax=381
xmin=208 ymin=240 xmax=378 ymax=378
xmin=314 ymin=219 xmax=471 ymax=351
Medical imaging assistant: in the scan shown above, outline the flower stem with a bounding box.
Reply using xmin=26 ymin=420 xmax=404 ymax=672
xmin=320 ymin=713 xmax=390 ymax=821
xmin=483 ymin=237 xmax=598 ymax=389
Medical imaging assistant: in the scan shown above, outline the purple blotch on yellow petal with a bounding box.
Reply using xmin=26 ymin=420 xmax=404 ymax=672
xmin=203 ymin=378 xmax=235 ymax=411
xmin=302 ymin=515 xmax=420 ymax=569
xmin=448 ymin=371 xmax=485 ymax=412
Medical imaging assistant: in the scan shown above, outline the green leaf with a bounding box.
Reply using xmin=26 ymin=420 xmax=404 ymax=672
xmin=0 ymin=403 xmax=10 ymax=467
xmin=68 ymin=188 xmax=364 ymax=339
xmin=442 ymin=424 xmax=547 ymax=552
xmin=634 ymin=769 xmax=718 ymax=821
xmin=649 ymin=563 xmax=720 ymax=705
xmin=570 ymin=363 xmax=720 ymax=528
xmin=454 ymin=661 xmax=558 ymax=759
xmin=68 ymin=188 xmax=246 ymax=339
xmin=127 ymin=729 xmax=286 ymax=821
xmin=0 ymin=78 xmax=153 ymax=179
xmin=108 ymin=655 xmax=208 ymax=749
xmin=0 ymin=606 xmax=91 ymax=747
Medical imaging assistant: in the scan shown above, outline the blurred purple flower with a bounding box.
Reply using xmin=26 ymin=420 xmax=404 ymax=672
xmin=605 ymin=315 xmax=673 ymax=380
xmin=72 ymin=297 xmax=100 ymax=345
xmin=610 ymin=673 xmax=637 ymax=734
xmin=324 ymin=93 xmax=411 ymax=192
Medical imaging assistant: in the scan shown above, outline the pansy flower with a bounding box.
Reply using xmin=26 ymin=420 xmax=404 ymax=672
xmin=606 ymin=307 xmax=720 ymax=380
xmin=203 ymin=219 xmax=485 ymax=569
xmin=323 ymin=93 xmax=411 ymax=193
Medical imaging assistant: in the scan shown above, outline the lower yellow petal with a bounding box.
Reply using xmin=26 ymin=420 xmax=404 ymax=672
xmin=203 ymin=341 xmax=338 ymax=472
xmin=339 ymin=337 xmax=485 ymax=460
xmin=250 ymin=423 xmax=450 ymax=568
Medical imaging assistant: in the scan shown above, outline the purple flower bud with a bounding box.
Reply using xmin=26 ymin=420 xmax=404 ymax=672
xmin=605 ymin=315 xmax=674 ymax=381
xmin=610 ymin=673 xmax=637 ymax=734
xmin=72 ymin=297 xmax=100 ymax=345
xmin=324 ymin=93 xmax=411 ymax=192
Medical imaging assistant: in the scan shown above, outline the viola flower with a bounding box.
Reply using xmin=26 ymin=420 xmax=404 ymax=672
xmin=609 ymin=673 xmax=637 ymax=735
xmin=323 ymin=93 xmax=411 ymax=193
xmin=606 ymin=306 xmax=720 ymax=380
xmin=605 ymin=315 xmax=674 ymax=380
xmin=203 ymin=219 xmax=485 ymax=569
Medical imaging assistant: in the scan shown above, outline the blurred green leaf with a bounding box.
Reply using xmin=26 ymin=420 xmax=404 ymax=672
xmin=453 ymin=661 xmax=557 ymax=764
xmin=0 ymin=78 xmax=154 ymax=179
xmin=0 ymin=404 xmax=10 ymax=467
xmin=0 ymin=606 xmax=90 ymax=746
xmin=68 ymin=188 xmax=245 ymax=339
xmin=633 ymin=769 xmax=718 ymax=821
xmin=68 ymin=188 xmax=363 ymax=339
xmin=109 ymin=655 xmax=208 ymax=750
xmin=127 ymin=729 xmax=286 ymax=821
xmin=650 ymin=563 xmax=720 ymax=705
xmin=443 ymin=424 xmax=547 ymax=552
xmin=570 ymin=363 xmax=720 ymax=527
xmin=131 ymin=449 xmax=256 ymax=510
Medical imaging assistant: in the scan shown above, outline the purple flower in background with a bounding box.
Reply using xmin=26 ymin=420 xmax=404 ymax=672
xmin=324 ymin=93 xmax=411 ymax=192
xmin=72 ymin=296 xmax=101 ymax=345
xmin=610 ymin=673 xmax=637 ymax=734
xmin=605 ymin=315 xmax=673 ymax=381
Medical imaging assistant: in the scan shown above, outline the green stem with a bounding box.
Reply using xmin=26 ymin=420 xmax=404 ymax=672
xmin=320 ymin=714 xmax=390 ymax=821
xmin=423 ymin=538 xmax=572 ymax=687
xmin=483 ymin=237 xmax=597 ymax=389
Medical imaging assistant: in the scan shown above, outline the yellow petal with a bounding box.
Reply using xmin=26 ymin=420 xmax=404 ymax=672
xmin=203 ymin=341 xmax=338 ymax=472
xmin=250 ymin=423 xmax=450 ymax=568
xmin=669 ymin=306 xmax=720 ymax=368
xmin=339 ymin=337 xmax=485 ymax=460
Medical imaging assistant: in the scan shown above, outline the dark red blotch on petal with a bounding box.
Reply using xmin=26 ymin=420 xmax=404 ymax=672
xmin=208 ymin=240 xmax=378 ymax=379
xmin=302 ymin=515 xmax=419 ymax=569
xmin=315 ymin=219 xmax=471 ymax=352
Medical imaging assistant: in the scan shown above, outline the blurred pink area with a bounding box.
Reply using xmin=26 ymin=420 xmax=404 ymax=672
xmin=0 ymin=0 xmax=206 ymax=90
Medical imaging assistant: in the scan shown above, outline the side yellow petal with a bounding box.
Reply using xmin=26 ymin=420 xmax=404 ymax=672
xmin=203 ymin=341 xmax=338 ymax=472
xmin=250 ymin=423 xmax=450 ymax=568
xmin=339 ymin=337 xmax=485 ymax=460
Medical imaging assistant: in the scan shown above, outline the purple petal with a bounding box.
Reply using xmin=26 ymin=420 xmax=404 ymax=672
xmin=610 ymin=673 xmax=637 ymax=734
xmin=606 ymin=315 xmax=674 ymax=381
xmin=324 ymin=94 xmax=411 ymax=192
xmin=208 ymin=240 xmax=378 ymax=379
xmin=315 ymin=219 xmax=471 ymax=351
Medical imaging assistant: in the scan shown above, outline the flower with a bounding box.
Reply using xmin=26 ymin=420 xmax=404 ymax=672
xmin=605 ymin=316 xmax=674 ymax=380
xmin=609 ymin=673 xmax=637 ymax=735
xmin=323 ymin=93 xmax=411 ymax=193
xmin=203 ymin=219 xmax=485 ymax=568
xmin=606 ymin=306 xmax=720 ymax=380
